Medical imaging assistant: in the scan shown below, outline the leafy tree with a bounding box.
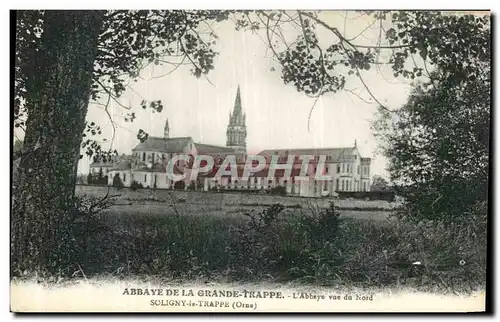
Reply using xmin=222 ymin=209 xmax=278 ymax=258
xmin=374 ymin=70 xmax=490 ymax=221
xmin=12 ymin=11 xmax=105 ymax=275
xmin=368 ymin=13 xmax=490 ymax=221
xmin=12 ymin=10 xmax=230 ymax=275
xmin=370 ymin=176 xmax=392 ymax=192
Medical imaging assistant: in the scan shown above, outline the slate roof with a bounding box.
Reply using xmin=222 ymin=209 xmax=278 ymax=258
xmin=89 ymin=161 xmax=114 ymax=168
xmin=132 ymin=136 xmax=192 ymax=153
xmin=194 ymin=143 xmax=235 ymax=154
xmin=110 ymin=159 xmax=132 ymax=171
xmin=132 ymin=162 xmax=185 ymax=174
xmin=90 ymin=154 xmax=133 ymax=168
xmin=258 ymin=147 xmax=356 ymax=162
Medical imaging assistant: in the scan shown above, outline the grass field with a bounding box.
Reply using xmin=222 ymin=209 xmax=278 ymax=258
xmin=69 ymin=185 xmax=485 ymax=292
xmin=101 ymin=200 xmax=392 ymax=223
xmin=76 ymin=185 xmax=396 ymax=222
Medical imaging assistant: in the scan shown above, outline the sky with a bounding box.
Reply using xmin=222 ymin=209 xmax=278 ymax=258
xmin=73 ymin=11 xmax=415 ymax=177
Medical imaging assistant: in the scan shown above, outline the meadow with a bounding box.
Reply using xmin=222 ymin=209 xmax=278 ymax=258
xmin=76 ymin=185 xmax=398 ymax=221
xmin=71 ymin=185 xmax=486 ymax=293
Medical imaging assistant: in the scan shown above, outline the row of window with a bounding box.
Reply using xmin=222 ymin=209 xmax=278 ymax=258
xmin=336 ymin=163 xmax=353 ymax=174
xmin=112 ymin=172 xmax=370 ymax=192
xmin=135 ymin=152 xmax=175 ymax=163
xmin=209 ymin=177 xmax=370 ymax=192
xmin=335 ymin=163 xmax=368 ymax=175
xmin=117 ymin=171 xmax=371 ymax=186
xmin=275 ymin=154 xmax=359 ymax=162
xmin=335 ymin=179 xmax=370 ymax=191
xmin=309 ymin=163 xmax=370 ymax=175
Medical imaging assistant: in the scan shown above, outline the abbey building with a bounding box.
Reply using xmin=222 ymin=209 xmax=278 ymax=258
xmin=89 ymin=86 xmax=371 ymax=197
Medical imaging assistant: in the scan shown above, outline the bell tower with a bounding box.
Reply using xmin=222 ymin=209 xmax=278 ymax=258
xmin=226 ymin=85 xmax=247 ymax=154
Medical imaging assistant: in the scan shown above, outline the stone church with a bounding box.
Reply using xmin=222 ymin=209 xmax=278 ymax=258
xmin=89 ymin=86 xmax=371 ymax=197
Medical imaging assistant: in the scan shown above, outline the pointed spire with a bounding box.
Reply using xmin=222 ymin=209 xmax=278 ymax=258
xmin=233 ymin=85 xmax=242 ymax=114
xmin=354 ymin=139 xmax=357 ymax=148
xmin=226 ymin=84 xmax=247 ymax=153
xmin=164 ymin=118 xmax=170 ymax=139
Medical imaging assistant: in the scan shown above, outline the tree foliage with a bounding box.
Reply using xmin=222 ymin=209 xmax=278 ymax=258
xmin=371 ymin=12 xmax=490 ymax=221
xmin=14 ymin=10 xmax=231 ymax=161
xmin=370 ymin=176 xmax=392 ymax=192
xmin=15 ymin=10 xmax=491 ymax=151
xmin=374 ymin=72 xmax=490 ymax=221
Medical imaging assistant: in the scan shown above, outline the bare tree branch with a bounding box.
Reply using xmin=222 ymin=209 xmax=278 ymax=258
xmin=95 ymin=79 xmax=132 ymax=110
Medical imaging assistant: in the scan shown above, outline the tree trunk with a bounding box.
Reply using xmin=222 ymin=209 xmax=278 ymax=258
xmin=12 ymin=10 xmax=104 ymax=276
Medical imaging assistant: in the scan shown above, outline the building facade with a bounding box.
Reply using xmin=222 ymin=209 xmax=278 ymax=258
xmin=89 ymin=86 xmax=372 ymax=197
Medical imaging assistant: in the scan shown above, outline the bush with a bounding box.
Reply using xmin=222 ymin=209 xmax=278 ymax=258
xmin=112 ymin=174 xmax=124 ymax=189
xmin=173 ymin=181 xmax=185 ymax=190
xmin=269 ymin=186 xmax=287 ymax=196
xmin=130 ymin=181 xmax=143 ymax=191
xmin=51 ymin=200 xmax=485 ymax=291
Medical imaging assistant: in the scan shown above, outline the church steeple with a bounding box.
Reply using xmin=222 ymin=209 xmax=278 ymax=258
xmin=226 ymin=85 xmax=247 ymax=154
xmin=234 ymin=85 xmax=242 ymax=114
xmin=164 ymin=118 xmax=169 ymax=139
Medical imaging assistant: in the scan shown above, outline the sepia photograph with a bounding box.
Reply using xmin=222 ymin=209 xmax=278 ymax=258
xmin=10 ymin=8 xmax=490 ymax=313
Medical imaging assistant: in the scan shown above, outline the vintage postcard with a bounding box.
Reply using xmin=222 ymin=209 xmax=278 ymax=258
xmin=11 ymin=9 xmax=490 ymax=313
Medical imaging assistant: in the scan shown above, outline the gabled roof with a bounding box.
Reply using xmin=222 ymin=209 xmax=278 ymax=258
xmin=132 ymin=162 xmax=184 ymax=174
xmin=132 ymin=136 xmax=192 ymax=153
xmin=258 ymin=147 xmax=355 ymax=162
xmin=361 ymin=157 xmax=372 ymax=164
xmin=89 ymin=161 xmax=114 ymax=168
xmin=194 ymin=143 xmax=235 ymax=154
xmin=90 ymin=154 xmax=133 ymax=168
xmin=110 ymin=159 xmax=132 ymax=171
xmin=151 ymin=162 xmax=167 ymax=173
